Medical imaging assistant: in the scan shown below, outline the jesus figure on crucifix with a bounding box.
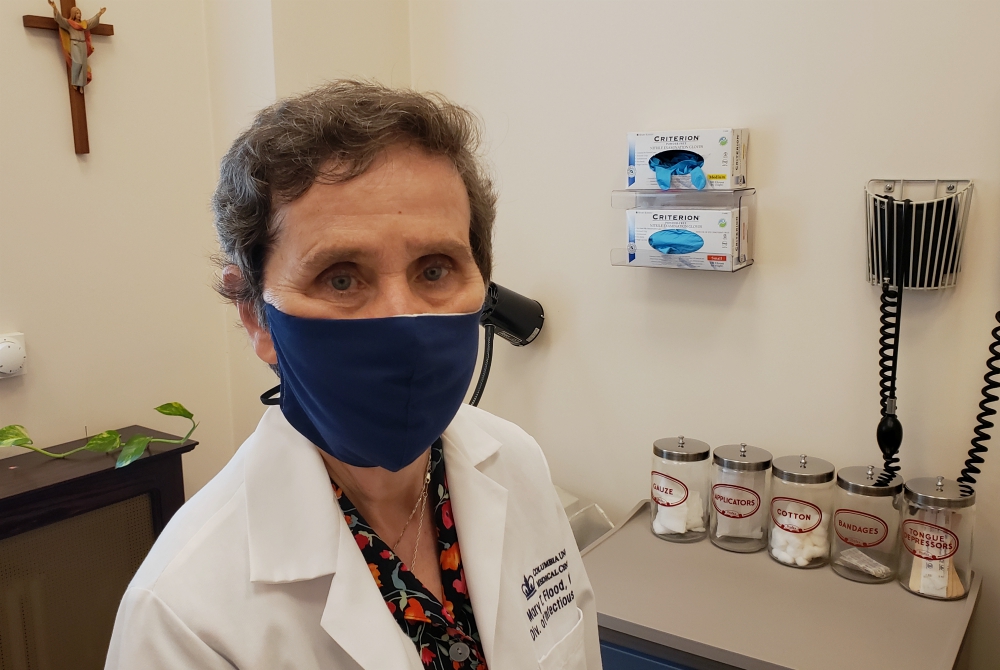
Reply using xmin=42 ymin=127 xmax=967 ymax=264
xmin=47 ymin=0 xmax=106 ymax=93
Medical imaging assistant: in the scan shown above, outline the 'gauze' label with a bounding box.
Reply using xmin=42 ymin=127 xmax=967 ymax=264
xmin=770 ymin=497 xmax=822 ymax=533
xmin=651 ymin=471 xmax=688 ymax=507
xmin=712 ymin=484 xmax=760 ymax=519
xmin=834 ymin=509 xmax=888 ymax=548
xmin=901 ymin=520 xmax=959 ymax=560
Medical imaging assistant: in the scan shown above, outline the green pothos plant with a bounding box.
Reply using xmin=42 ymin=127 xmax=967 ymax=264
xmin=0 ymin=403 xmax=198 ymax=469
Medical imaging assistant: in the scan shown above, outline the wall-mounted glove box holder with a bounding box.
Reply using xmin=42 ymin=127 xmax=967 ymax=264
xmin=610 ymin=188 xmax=756 ymax=273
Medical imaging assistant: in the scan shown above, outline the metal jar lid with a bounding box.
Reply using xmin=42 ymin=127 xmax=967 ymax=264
xmin=713 ymin=443 xmax=772 ymax=472
xmin=837 ymin=465 xmax=903 ymax=496
xmin=652 ymin=436 xmax=710 ymax=462
xmin=772 ymin=454 xmax=835 ymax=484
xmin=904 ymin=476 xmax=976 ymax=509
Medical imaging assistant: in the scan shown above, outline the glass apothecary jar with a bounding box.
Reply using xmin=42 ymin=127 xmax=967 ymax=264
xmin=650 ymin=436 xmax=711 ymax=543
xmin=768 ymin=455 xmax=835 ymax=568
xmin=710 ymin=443 xmax=772 ymax=553
xmin=830 ymin=465 xmax=902 ymax=583
xmin=899 ymin=477 xmax=975 ymax=600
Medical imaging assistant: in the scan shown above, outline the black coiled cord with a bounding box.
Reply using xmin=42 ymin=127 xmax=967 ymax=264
xmin=873 ymin=196 xmax=910 ymax=487
xmin=957 ymin=311 xmax=1000 ymax=497
xmin=878 ymin=281 xmax=901 ymax=416
xmin=469 ymin=324 xmax=495 ymax=407
xmin=874 ymin=279 xmax=903 ymax=486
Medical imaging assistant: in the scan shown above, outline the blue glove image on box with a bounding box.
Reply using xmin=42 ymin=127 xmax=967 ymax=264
xmin=648 ymin=229 xmax=705 ymax=254
xmin=648 ymin=150 xmax=707 ymax=190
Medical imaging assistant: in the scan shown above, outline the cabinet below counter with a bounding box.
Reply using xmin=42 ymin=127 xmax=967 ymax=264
xmin=582 ymin=501 xmax=980 ymax=670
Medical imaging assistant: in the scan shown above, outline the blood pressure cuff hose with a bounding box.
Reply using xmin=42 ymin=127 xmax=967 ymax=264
xmin=649 ymin=150 xmax=707 ymax=190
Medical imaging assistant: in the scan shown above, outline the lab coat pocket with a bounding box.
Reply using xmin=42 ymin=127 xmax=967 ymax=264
xmin=537 ymin=607 xmax=586 ymax=670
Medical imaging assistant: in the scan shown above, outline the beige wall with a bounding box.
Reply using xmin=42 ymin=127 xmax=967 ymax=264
xmin=409 ymin=1 xmax=1000 ymax=665
xmin=202 ymin=0 xmax=280 ymax=445
xmin=271 ymin=0 xmax=411 ymax=97
xmin=0 ymin=0 xmax=236 ymax=495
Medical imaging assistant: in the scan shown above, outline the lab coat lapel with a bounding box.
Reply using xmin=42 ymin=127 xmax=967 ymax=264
xmin=321 ymin=515 xmax=418 ymax=670
xmin=248 ymin=407 xmax=417 ymax=669
xmin=441 ymin=410 xmax=507 ymax=665
xmin=245 ymin=407 xmax=341 ymax=583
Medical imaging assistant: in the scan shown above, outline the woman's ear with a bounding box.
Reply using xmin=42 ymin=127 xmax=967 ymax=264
xmin=224 ymin=266 xmax=278 ymax=365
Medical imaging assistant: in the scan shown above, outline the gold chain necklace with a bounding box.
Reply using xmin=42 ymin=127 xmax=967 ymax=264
xmin=391 ymin=452 xmax=433 ymax=570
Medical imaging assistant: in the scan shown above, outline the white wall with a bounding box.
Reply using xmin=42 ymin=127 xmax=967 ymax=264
xmin=0 ymin=0 xmax=236 ymax=495
xmin=409 ymin=1 xmax=1000 ymax=666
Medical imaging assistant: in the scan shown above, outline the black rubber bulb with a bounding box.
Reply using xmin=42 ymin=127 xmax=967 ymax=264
xmin=877 ymin=413 xmax=903 ymax=460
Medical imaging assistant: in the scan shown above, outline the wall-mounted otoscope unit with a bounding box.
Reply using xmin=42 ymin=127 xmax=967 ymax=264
xmin=470 ymin=282 xmax=545 ymax=407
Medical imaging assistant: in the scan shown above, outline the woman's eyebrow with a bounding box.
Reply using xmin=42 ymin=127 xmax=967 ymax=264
xmin=298 ymin=246 xmax=370 ymax=272
xmin=297 ymin=238 xmax=473 ymax=273
xmin=405 ymin=239 xmax=475 ymax=260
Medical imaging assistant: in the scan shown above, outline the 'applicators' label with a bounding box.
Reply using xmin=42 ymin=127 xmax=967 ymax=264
xmin=712 ymin=484 xmax=760 ymax=518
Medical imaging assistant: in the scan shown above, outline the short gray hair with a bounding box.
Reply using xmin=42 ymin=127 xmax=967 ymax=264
xmin=212 ymin=80 xmax=497 ymax=327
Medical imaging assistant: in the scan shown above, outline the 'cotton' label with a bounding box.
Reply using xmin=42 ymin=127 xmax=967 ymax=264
xmin=651 ymin=471 xmax=689 ymax=507
xmin=770 ymin=497 xmax=822 ymax=533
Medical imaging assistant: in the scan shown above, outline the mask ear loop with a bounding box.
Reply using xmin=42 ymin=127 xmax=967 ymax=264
xmin=260 ymin=384 xmax=281 ymax=406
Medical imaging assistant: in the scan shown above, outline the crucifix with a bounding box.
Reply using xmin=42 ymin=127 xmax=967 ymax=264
xmin=23 ymin=0 xmax=114 ymax=154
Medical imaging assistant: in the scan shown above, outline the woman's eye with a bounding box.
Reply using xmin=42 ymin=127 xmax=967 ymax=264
xmin=329 ymin=275 xmax=353 ymax=291
xmin=423 ymin=265 xmax=449 ymax=282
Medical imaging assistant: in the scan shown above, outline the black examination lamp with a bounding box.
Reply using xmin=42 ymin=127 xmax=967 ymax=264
xmin=470 ymin=282 xmax=545 ymax=406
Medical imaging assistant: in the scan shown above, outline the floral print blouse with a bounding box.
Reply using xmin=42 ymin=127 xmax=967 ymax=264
xmin=334 ymin=439 xmax=489 ymax=669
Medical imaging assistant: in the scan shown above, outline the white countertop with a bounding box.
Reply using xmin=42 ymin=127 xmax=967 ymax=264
xmin=582 ymin=501 xmax=980 ymax=670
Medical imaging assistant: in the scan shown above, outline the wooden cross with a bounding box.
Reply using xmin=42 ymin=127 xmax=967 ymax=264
xmin=23 ymin=0 xmax=114 ymax=154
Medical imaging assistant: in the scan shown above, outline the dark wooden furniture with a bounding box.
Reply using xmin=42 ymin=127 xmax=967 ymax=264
xmin=0 ymin=427 xmax=196 ymax=669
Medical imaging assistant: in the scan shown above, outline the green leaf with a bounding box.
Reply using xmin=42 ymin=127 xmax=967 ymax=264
xmin=83 ymin=430 xmax=121 ymax=453
xmin=0 ymin=425 xmax=33 ymax=447
xmin=154 ymin=402 xmax=193 ymax=420
xmin=115 ymin=435 xmax=152 ymax=469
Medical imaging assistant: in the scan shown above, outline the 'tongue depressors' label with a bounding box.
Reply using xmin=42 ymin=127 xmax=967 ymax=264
xmin=627 ymin=208 xmax=739 ymax=271
xmin=901 ymin=520 xmax=959 ymax=560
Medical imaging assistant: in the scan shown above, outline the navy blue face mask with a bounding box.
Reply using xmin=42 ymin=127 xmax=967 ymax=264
xmin=262 ymin=303 xmax=481 ymax=471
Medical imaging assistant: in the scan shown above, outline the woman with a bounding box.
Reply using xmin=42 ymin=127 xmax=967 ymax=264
xmin=105 ymin=81 xmax=601 ymax=670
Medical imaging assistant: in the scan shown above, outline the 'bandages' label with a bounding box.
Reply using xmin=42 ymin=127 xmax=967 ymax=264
xmin=834 ymin=509 xmax=889 ymax=548
xmin=770 ymin=497 xmax=822 ymax=533
xmin=902 ymin=520 xmax=959 ymax=560
xmin=712 ymin=484 xmax=760 ymax=519
xmin=651 ymin=471 xmax=688 ymax=507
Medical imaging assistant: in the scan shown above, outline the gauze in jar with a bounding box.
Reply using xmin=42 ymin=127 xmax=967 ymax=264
xmin=650 ymin=436 xmax=711 ymax=542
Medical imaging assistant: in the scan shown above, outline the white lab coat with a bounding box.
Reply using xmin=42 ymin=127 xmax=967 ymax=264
xmin=105 ymin=404 xmax=601 ymax=670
